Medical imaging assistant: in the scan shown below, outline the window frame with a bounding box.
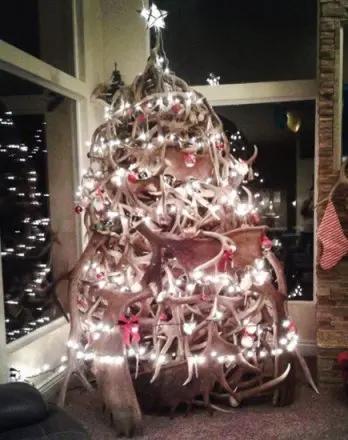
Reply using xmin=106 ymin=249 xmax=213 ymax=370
xmin=0 ymin=0 xmax=88 ymax=381
xmin=195 ymin=78 xmax=318 ymax=353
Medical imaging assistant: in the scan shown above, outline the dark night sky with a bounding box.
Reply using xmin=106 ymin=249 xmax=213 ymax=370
xmin=154 ymin=0 xmax=317 ymax=85
xmin=0 ymin=1 xmax=40 ymax=57
xmin=0 ymin=0 xmax=317 ymax=90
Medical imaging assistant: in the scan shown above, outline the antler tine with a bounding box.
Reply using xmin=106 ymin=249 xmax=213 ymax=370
xmin=229 ymin=363 xmax=291 ymax=407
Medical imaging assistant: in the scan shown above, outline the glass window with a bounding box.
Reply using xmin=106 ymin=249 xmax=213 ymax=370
xmin=215 ymin=100 xmax=315 ymax=300
xmin=0 ymin=71 xmax=78 ymax=342
xmin=154 ymin=0 xmax=317 ymax=85
xmin=0 ymin=0 xmax=75 ymax=76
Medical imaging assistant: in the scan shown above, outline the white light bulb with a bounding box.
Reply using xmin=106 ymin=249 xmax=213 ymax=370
xmin=241 ymin=335 xmax=254 ymax=348
xmin=217 ymin=355 xmax=225 ymax=364
xmin=235 ymin=203 xmax=251 ymax=217
xmin=226 ymin=354 xmax=236 ymax=362
xmin=158 ymin=354 xmax=166 ymax=364
xmin=259 ymin=350 xmax=267 ymax=359
xmin=139 ymin=346 xmax=146 ymax=356
xmin=186 ymin=282 xmax=196 ymax=293
xmin=252 ymin=269 xmax=269 ymax=286
xmin=213 ymin=310 xmax=223 ymax=321
xmin=194 ymin=355 xmax=206 ymax=365
xmin=76 ymin=350 xmax=84 ymax=359
xmin=128 ymin=348 xmax=136 ymax=357
xmin=235 ymin=161 xmax=249 ymax=176
xmin=192 ymin=270 xmax=203 ymax=280
xmin=254 ymin=258 xmax=265 ymax=270
xmin=282 ymin=319 xmax=291 ymax=328
xmin=183 ymin=322 xmax=196 ymax=335
xmin=246 ymin=324 xmax=257 ymax=335
xmin=107 ymin=211 xmax=119 ymax=219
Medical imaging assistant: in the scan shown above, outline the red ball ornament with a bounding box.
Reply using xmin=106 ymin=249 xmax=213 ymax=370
xmin=184 ymin=152 xmax=196 ymax=168
xmin=159 ymin=312 xmax=168 ymax=321
xmin=127 ymin=172 xmax=138 ymax=183
xmin=287 ymin=321 xmax=297 ymax=335
xmin=75 ymin=205 xmax=83 ymax=214
xmin=136 ymin=114 xmax=146 ymax=124
xmin=171 ymin=103 xmax=181 ymax=114
xmin=96 ymin=271 xmax=105 ymax=280
xmin=261 ymin=234 xmax=273 ymax=250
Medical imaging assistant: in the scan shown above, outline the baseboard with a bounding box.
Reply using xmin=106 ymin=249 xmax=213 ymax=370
xmin=298 ymin=340 xmax=317 ymax=357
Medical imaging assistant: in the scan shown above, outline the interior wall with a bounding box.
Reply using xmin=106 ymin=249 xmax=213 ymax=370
xmin=288 ymin=302 xmax=316 ymax=348
xmin=46 ymin=98 xmax=78 ymax=305
xmin=296 ymin=151 xmax=314 ymax=230
xmin=83 ymin=0 xmax=105 ymax=141
xmin=100 ymin=0 xmax=150 ymax=85
xmin=0 ymin=251 xmax=7 ymax=383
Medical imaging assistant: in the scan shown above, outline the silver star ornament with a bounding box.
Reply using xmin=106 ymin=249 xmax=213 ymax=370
xmin=140 ymin=3 xmax=167 ymax=30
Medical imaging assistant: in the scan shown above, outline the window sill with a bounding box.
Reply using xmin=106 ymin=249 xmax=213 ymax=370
xmin=7 ymin=316 xmax=68 ymax=354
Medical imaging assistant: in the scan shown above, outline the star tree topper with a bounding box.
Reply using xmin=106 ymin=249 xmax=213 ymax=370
xmin=140 ymin=3 xmax=167 ymax=30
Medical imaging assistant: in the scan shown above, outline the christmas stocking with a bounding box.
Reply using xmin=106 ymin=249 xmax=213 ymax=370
xmin=317 ymin=200 xmax=348 ymax=270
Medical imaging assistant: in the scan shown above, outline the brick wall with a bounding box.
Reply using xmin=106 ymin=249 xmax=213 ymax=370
xmin=318 ymin=0 xmax=348 ymax=383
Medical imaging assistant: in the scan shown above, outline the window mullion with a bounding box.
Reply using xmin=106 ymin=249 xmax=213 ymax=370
xmin=0 ymin=237 xmax=8 ymax=383
xmin=193 ymin=79 xmax=318 ymax=106
xmin=0 ymin=40 xmax=88 ymax=100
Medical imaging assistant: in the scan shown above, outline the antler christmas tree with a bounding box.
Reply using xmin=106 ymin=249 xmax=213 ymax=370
xmin=58 ymin=5 xmax=317 ymax=436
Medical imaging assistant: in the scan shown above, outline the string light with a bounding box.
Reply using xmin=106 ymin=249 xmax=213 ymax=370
xmin=57 ymin=16 xmax=310 ymax=411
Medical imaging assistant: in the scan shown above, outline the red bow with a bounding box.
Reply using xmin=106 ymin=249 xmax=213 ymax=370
xmin=118 ymin=314 xmax=140 ymax=346
xmin=218 ymin=249 xmax=234 ymax=272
